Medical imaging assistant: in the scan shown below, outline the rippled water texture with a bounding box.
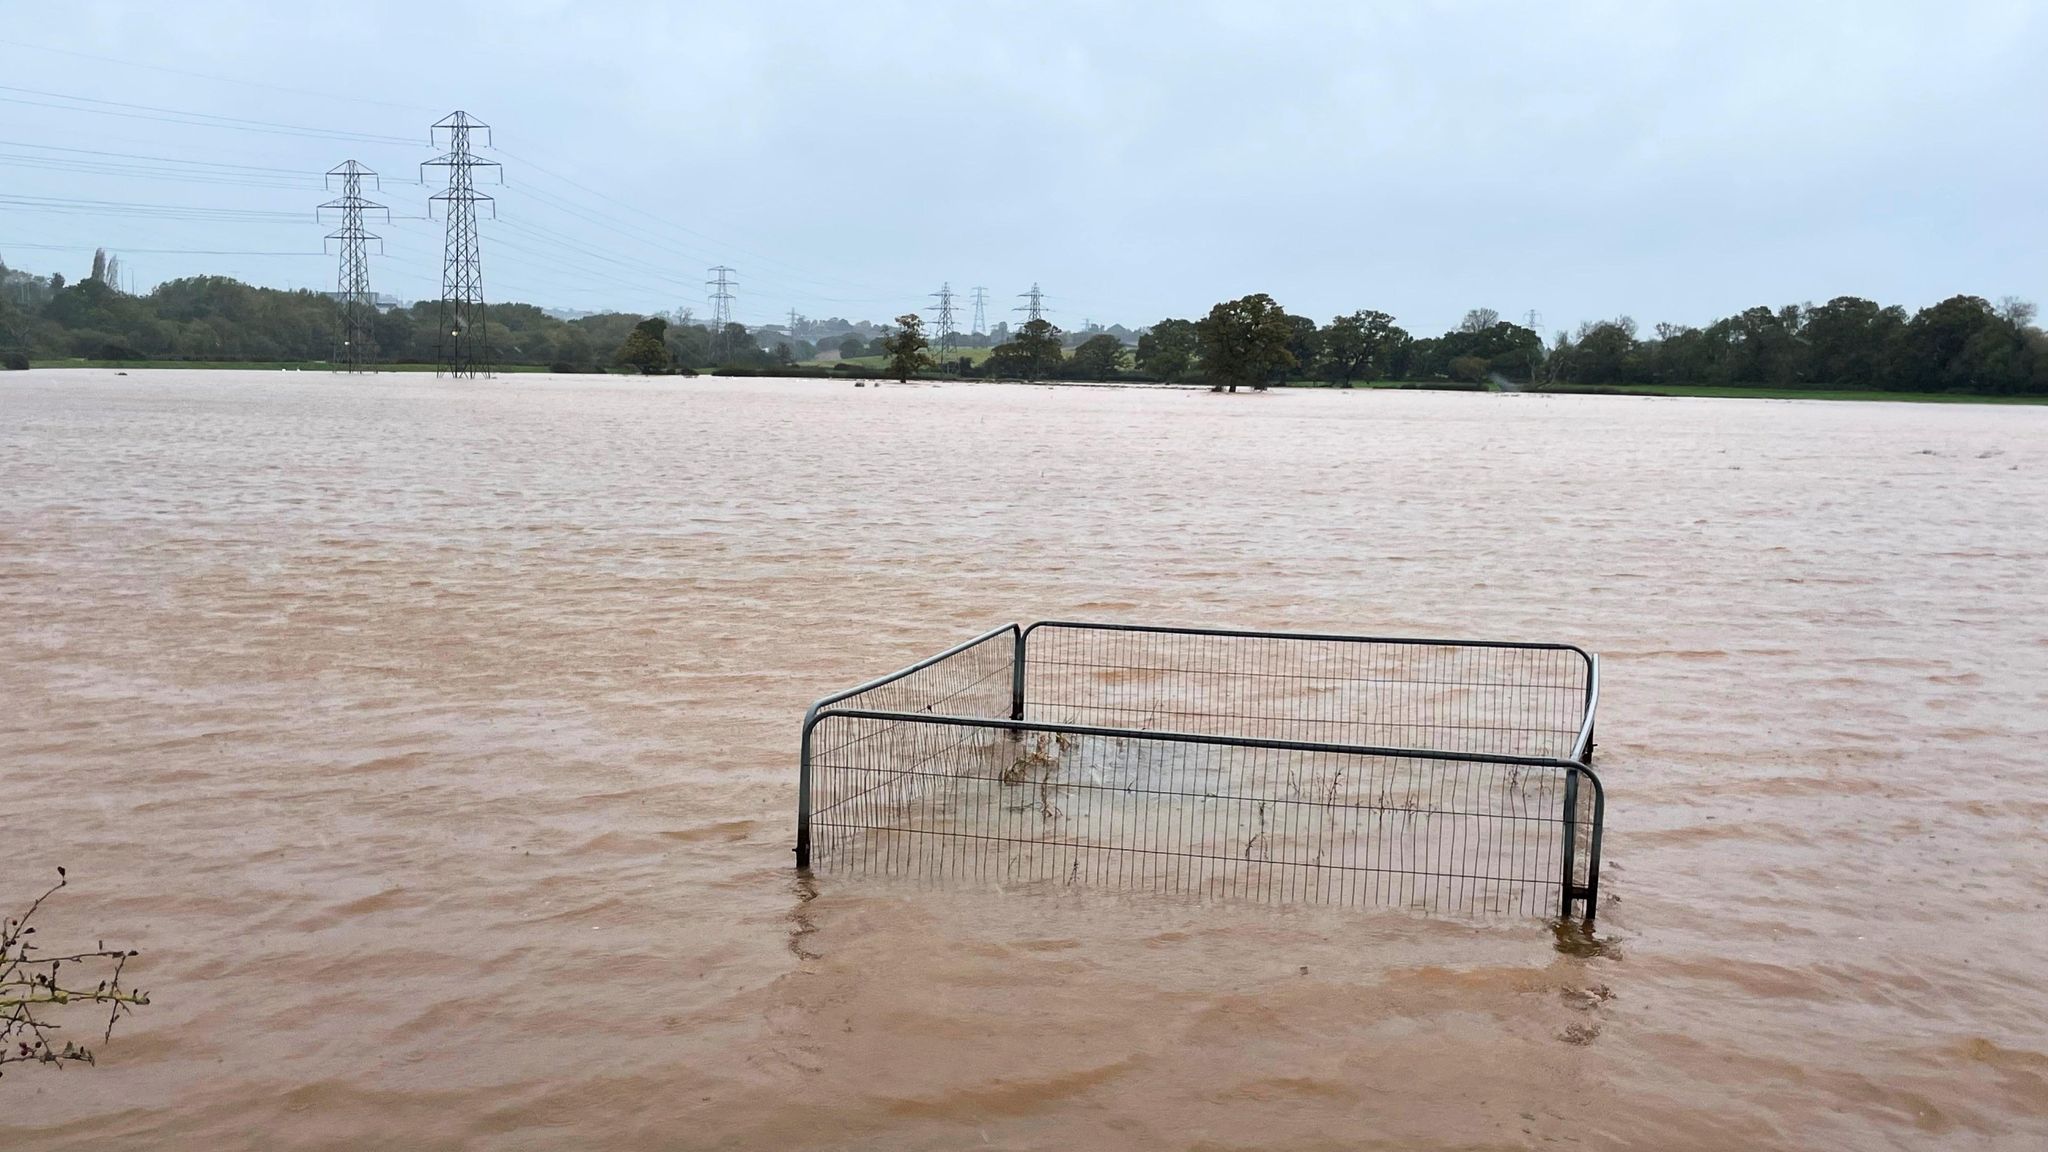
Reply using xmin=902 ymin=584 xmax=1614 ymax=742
xmin=4 ymin=371 xmax=2046 ymax=1150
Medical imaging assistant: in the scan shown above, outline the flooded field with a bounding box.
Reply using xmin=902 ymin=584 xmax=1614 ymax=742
xmin=3 ymin=370 xmax=2046 ymax=1150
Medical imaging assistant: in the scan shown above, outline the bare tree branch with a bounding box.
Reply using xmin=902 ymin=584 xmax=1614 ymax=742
xmin=0 ymin=869 xmax=149 ymax=1074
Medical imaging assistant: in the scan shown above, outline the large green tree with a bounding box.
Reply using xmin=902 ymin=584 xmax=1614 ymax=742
xmin=666 ymin=322 xmax=713 ymax=369
xmin=715 ymin=322 xmax=753 ymax=365
xmin=985 ymin=318 xmax=1064 ymax=379
xmin=1196 ymin=293 xmax=1296 ymax=392
xmin=1318 ymin=309 xmax=1406 ymax=386
xmin=1407 ymin=318 xmax=1540 ymax=381
xmin=1069 ymin=333 xmax=1128 ymax=378
xmin=1553 ymin=318 xmax=1641 ymax=385
xmin=1802 ymin=296 xmax=1905 ymax=389
xmin=614 ymin=316 xmax=672 ymax=374
xmin=1893 ymin=295 xmax=2028 ymax=393
xmin=879 ymin=313 xmax=933 ymax=382
xmin=1283 ymin=311 xmax=1321 ymax=383
xmin=1135 ymin=317 xmax=1198 ymax=381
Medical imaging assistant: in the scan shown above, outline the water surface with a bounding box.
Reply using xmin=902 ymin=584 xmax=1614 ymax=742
xmin=3 ymin=371 xmax=2045 ymax=1149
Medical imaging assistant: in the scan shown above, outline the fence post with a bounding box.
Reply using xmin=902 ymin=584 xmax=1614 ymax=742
xmin=1010 ymin=627 xmax=1027 ymax=721
xmin=795 ymin=713 xmax=817 ymax=869
xmin=1581 ymin=771 xmax=1603 ymax=924
xmin=1558 ymin=767 xmax=1580 ymax=920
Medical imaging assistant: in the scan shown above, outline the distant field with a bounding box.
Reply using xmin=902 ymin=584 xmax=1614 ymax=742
xmin=1539 ymin=382 xmax=2048 ymax=404
xmin=28 ymin=359 xmax=555 ymax=373
xmin=1282 ymin=378 xmax=2048 ymax=404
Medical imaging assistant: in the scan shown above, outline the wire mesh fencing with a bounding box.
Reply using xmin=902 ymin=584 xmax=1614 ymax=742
xmin=1021 ymin=622 xmax=1593 ymax=759
xmin=824 ymin=625 xmax=1017 ymax=720
xmin=797 ymin=622 xmax=1603 ymax=922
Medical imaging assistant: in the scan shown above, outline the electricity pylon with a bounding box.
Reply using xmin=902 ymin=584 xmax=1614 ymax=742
xmin=318 ymin=160 xmax=387 ymax=373
xmin=929 ymin=283 xmax=957 ymax=361
xmin=707 ymin=266 xmax=737 ymax=359
xmin=1016 ymin=283 xmax=1045 ymax=323
xmin=422 ymin=111 xmax=502 ymax=378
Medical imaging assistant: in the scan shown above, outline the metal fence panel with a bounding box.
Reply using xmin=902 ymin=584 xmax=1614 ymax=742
xmin=797 ymin=622 xmax=1604 ymax=922
xmin=806 ymin=714 xmax=1577 ymax=917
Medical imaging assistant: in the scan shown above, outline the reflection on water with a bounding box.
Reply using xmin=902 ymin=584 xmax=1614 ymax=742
xmin=787 ymin=871 xmax=820 ymax=961
xmin=1551 ymin=917 xmax=1625 ymax=960
xmin=3 ymin=370 xmax=2047 ymax=1150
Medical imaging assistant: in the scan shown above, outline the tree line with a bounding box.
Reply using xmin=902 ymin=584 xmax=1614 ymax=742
xmin=0 ymin=258 xmax=802 ymax=374
xmin=1547 ymin=297 xmax=2045 ymax=394
xmin=897 ymin=290 xmax=2048 ymax=397
xmin=1121 ymin=294 xmax=2048 ymax=395
xmin=5 ymin=255 xmax=2042 ymax=395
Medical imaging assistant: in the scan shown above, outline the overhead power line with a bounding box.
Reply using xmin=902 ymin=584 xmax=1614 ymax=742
xmin=0 ymin=76 xmax=1153 ymax=324
xmin=0 ymin=38 xmax=442 ymax=115
xmin=0 ymin=154 xmax=322 ymax=192
xmin=0 ymin=193 xmax=307 ymax=221
xmin=0 ymin=81 xmax=942 ymax=321
xmin=485 ymin=143 xmax=905 ymax=300
xmin=0 ymin=85 xmax=418 ymax=145
xmin=0 ymin=242 xmax=322 ymax=256
xmin=0 ymin=139 xmax=320 ymax=174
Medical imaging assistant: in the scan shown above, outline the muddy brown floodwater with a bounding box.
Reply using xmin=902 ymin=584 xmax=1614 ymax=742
xmin=2 ymin=370 xmax=2046 ymax=1150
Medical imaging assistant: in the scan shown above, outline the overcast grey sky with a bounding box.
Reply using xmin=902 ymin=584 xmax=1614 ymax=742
xmin=4 ymin=1 xmax=2044 ymax=336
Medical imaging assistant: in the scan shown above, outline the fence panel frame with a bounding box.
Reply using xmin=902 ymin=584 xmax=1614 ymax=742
xmin=797 ymin=620 xmax=1605 ymax=922
xmin=795 ymin=623 xmax=1019 ymax=871
xmin=1018 ymin=620 xmax=1596 ymax=759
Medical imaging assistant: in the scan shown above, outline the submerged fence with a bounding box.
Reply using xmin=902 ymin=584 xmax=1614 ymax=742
xmin=796 ymin=622 xmax=1603 ymax=922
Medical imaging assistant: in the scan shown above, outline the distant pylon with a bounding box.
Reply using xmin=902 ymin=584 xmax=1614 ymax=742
xmin=970 ymin=286 xmax=988 ymax=336
xmin=929 ymin=283 xmax=957 ymax=361
xmin=707 ymin=266 xmax=737 ymax=359
xmin=318 ymin=160 xmax=387 ymax=373
xmin=423 ymin=111 xmax=502 ymax=379
xmin=1016 ymin=282 xmax=1045 ymax=323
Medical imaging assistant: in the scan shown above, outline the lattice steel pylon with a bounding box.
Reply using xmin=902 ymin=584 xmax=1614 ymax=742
xmin=707 ymin=266 xmax=737 ymax=359
xmin=928 ymin=283 xmax=957 ymax=361
xmin=422 ymin=111 xmax=502 ymax=378
xmin=1016 ymin=282 xmax=1046 ymax=323
xmin=318 ymin=160 xmax=387 ymax=373
xmin=969 ymin=286 xmax=988 ymax=337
